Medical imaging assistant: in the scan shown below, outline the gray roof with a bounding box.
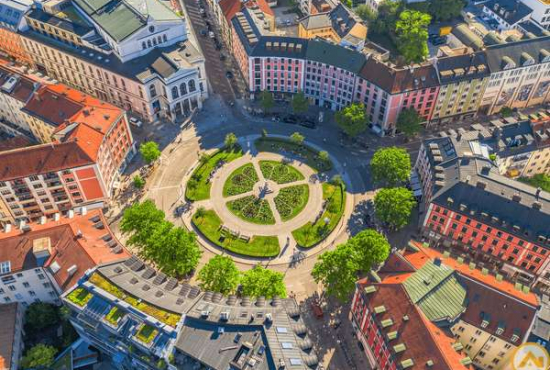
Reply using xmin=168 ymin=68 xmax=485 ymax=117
xmin=483 ymin=0 xmax=533 ymax=26
xmin=436 ymin=51 xmax=490 ymax=84
xmin=27 ymin=8 xmax=92 ymax=37
xmin=328 ymin=3 xmax=362 ymax=38
xmin=299 ymin=13 xmax=331 ymax=30
xmin=305 ymin=38 xmax=365 ymax=73
xmin=485 ymin=36 xmax=550 ymax=72
xmin=250 ymin=36 xmax=309 ymax=59
xmin=22 ymin=29 xmax=202 ymax=82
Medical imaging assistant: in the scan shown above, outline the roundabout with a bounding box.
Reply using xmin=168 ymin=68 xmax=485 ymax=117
xmin=185 ymin=135 xmax=348 ymax=260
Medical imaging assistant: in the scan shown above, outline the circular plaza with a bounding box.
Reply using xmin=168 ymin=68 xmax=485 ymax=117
xmin=184 ymin=135 xmax=348 ymax=260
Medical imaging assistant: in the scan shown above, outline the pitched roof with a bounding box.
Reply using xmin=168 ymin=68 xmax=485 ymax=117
xmin=0 ymin=302 xmax=19 ymax=370
xmin=23 ymin=86 xmax=84 ymax=127
xmin=26 ymin=7 xmax=92 ymax=36
xmin=299 ymin=13 xmax=331 ymax=30
xmin=0 ymin=209 xmax=130 ymax=291
xmin=220 ymin=0 xmax=243 ymax=22
xmin=483 ymin=0 xmax=533 ymax=26
xmin=484 ymin=36 xmax=550 ymax=72
xmin=0 ymin=141 xmax=95 ymax=181
xmin=0 ymin=66 xmax=37 ymax=103
xmin=305 ymin=38 xmax=365 ymax=73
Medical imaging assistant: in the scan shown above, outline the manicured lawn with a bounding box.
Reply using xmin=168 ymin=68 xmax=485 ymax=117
xmin=192 ymin=209 xmax=280 ymax=257
xmin=226 ymin=195 xmax=275 ymax=225
xmin=255 ymin=137 xmax=332 ymax=172
xmin=186 ymin=146 xmax=243 ymax=201
xmin=89 ymin=273 xmax=181 ymax=327
xmin=136 ymin=324 xmax=158 ymax=344
xmin=292 ymin=183 xmax=345 ymax=248
xmin=274 ymin=185 xmax=309 ymax=221
xmin=260 ymin=160 xmax=305 ymax=184
xmin=105 ymin=306 xmax=125 ymax=326
xmin=518 ymin=174 xmax=550 ymax=193
xmin=66 ymin=287 xmax=92 ymax=307
xmin=223 ymin=163 xmax=259 ymax=197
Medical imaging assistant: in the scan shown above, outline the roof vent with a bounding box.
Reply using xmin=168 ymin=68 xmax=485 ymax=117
xmin=476 ymin=181 xmax=487 ymax=189
xmin=512 ymin=194 xmax=522 ymax=203
xmin=39 ymin=216 xmax=47 ymax=225
xmin=68 ymin=209 xmax=74 ymax=219
xmin=81 ymin=206 xmax=87 ymax=215
xmin=67 ymin=264 xmax=78 ymax=276
xmin=3 ymin=224 xmax=11 ymax=233
xmin=54 ymin=213 xmax=60 ymax=221
xmin=201 ymin=310 xmax=210 ymax=317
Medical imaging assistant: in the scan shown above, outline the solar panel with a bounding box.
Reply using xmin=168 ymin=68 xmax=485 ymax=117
xmin=153 ymin=272 xmax=167 ymax=285
xmin=107 ymin=239 xmax=117 ymax=247
xmin=179 ymin=284 xmax=191 ymax=297
xmin=124 ymin=256 xmax=138 ymax=266
xmin=165 ymin=278 xmax=178 ymax=291
xmin=130 ymin=260 xmax=144 ymax=271
xmin=142 ymin=267 xmax=156 ymax=279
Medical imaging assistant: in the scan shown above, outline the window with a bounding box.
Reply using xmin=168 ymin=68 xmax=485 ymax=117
xmin=188 ymin=79 xmax=196 ymax=92
xmin=23 ymin=282 xmax=30 ymax=288
xmin=29 ymin=290 xmax=36 ymax=296
xmin=37 ymin=274 xmax=45 ymax=280
xmin=8 ymin=285 xmax=16 ymax=291
xmin=149 ymin=84 xmax=157 ymax=98
xmin=0 ymin=261 xmax=10 ymax=274
xmin=171 ymin=86 xmax=179 ymax=99
xmin=180 ymin=82 xmax=187 ymax=95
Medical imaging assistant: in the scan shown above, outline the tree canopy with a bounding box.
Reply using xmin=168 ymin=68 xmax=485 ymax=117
xmin=20 ymin=344 xmax=57 ymax=370
xmin=290 ymin=132 xmax=305 ymax=145
xmin=121 ymin=200 xmax=201 ymax=277
xmin=25 ymin=302 xmax=59 ymax=331
xmin=355 ymin=4 xmax=377 ymax=23
xmin=395 ymin=10 xmax=431 ymax=64
xmin=335 ymin=103 xmax=368 ymax=138
xmin=240 ymin=265 xmax=287 ymax=298
xmin=133 ymin=175 xmax=145 ymax=189
xmin=428 ymin=0 xmax=465 ymax=21
xmin=224 ymin=132 xmax=238 ymax=148
xmin=370 ymin=147 xmax=411 ymax=187
xmin=374 ymin=187 xmax=416 ymax=230
xmin=140 ymin=141 xmax=161 ymax=164
xmin=259 ymin=90 xmax=275 ymax=113
xmin=312 ymin=229 xmax=390 ymax=301
xmin=198 ymin=255 xmax=241 ymax=294
xmin=396 ymin=108 xmax=423 ymax=138
xmin=372 ymin=0 xmax=402 ymax=34
xmin=291 ymin=92 xmax=309 ymax=114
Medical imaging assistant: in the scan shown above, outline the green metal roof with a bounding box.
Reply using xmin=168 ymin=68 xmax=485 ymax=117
xmin=403 ymin=262 xmax=467 ymax=322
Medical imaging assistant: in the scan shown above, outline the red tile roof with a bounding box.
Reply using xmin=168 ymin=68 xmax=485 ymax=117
xmin=220 ymin=0 xmax=273 ymax=23
xmin=245 ymin=0 xmax=274 ymax=17
xmin=358 ymin=281 xmax=471 ymax=370
xmin=65 ymin=123 xmax=105 ymax=161
xmin=0 ymin=136 xmax=32 ymax=152
xmin=0 ymin=65 xmax=36 ymax=103
xmin=0 ymin=209 xmax=130 ymax=292
xmin=0 ymin=141 xmax=95 ymax=181
xmin=23 ymin=86 xmax=82 ymax=127
xmin=0 ymin=302 xmax=18 ymax=370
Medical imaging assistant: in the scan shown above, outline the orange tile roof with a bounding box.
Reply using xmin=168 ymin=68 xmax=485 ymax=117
xmin=422 ymin=316 xmax=472 ymax=369
xmin=66 ymin=123 xmax=105 ymax=161
xmin=405 ymin=241 xmax=539 ymax=306
xmin=220 ymin=0 xmax=243 ymax=22
xmin=245 ymin=0 xmax=274 ymax=16
xmin=0 ymin=209 xmax=130 ymax=292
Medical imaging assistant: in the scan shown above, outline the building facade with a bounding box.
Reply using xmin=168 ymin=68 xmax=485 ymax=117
xmin=0 ymin=302 xmax=25 ymax=370
xmin=0 ymin=64 xmax=37 ymax=138
xmin=0 ymin=0 xmax=34 ymax=66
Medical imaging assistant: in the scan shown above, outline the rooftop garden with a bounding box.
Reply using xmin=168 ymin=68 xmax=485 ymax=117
xmin=135 ymin=324 xmax=158 ymax=345
xmin=88 ymin=273 xmax=181 ymax=327
xmin=66 ymin=287 xmax=93 ymax=307
xmin=104 ymin=306 xmax=125 ymax=326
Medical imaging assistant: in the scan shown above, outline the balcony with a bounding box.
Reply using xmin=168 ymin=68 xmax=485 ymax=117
xmin=46 ymin=180 xmax=63 ymax=188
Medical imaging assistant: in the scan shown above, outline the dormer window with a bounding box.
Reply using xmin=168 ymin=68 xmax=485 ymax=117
xmin=149 ymin=25 xmax=155 ymax=33
xmin=0 ymin=261 xmax=10 ymax=274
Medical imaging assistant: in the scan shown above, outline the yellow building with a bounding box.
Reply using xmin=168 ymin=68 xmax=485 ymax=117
xmin=297 ymin=4 xmax=366 ymax=48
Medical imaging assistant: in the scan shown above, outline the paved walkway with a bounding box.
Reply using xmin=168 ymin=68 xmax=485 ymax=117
xmin=180 ymin=135 xmax=355 ymax=265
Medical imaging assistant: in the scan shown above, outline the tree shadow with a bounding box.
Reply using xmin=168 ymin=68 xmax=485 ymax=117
xmin=347 ymin=200 xmax=374 ymax=237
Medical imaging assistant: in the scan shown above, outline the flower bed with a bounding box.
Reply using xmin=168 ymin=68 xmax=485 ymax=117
xmin=259 ymin=160 xmax=304 ymax=184
xmin=192 ymin=209 xmax=279 ymax=257
xmin=223 ymin=163 xmax=259 ymax=197
xmin=255 ymin=138 xmax=332 ymax=172
xmin=292 ymin=183 xmax=345 ymax=248
xmin=274 ymin=185 xmax=309 ymax=221
xmin=227 ymin=195 xmax=276 ymax=225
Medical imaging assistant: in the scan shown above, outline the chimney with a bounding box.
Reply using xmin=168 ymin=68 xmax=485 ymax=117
xmin=33 ymin=237 xmax=52 ymax=266
xmin=476 ymin=181 xmax=487 ymax=190
xmin=39 ymin=216 xmax=47 ymax=225
xmin=68 ymin=209 xmax=74 ymax=219
xmin=81 ymin=206 xmax=87 ymax=215
xmin=53 ymin=213 xmax=60 ymax=221
xmin=3 ymin=224 xmax=11 ymax=233
xmin=18 ymin=220 xmax=26 ymax=229
xmin=67 ymin=264 xmax=78 ymax=276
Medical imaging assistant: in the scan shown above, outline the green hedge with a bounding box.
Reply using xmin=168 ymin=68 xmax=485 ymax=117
xmin=255 ymin=138 xmax=332 ymax=172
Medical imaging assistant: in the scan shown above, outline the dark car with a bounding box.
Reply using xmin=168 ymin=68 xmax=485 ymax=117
xmin=283 ymin=115 xmax=298 ymax=124
xmin=225 ymin=71 xmax=233 ymax=79
xmin=431 ymin=36 xmax=446 ymax=45
xmin=299 ymin=119 xmax=316 ymax=129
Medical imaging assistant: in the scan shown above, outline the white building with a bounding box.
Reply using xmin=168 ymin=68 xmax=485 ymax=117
xmin=521 ymin=0 xmax=550 ymax=30
xmin=482 ymin=0 xmax=533 ymax=31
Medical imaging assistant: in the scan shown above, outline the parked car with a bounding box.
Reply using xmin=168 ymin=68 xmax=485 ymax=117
xmin=129 ymin=117 xmax=143 ymax=128
xmin=283 ymin=115 xmax=298 ymax=124
xmin=431 ymin=36 xmax=446 ymax=45
xmin=299 ymin=118 xmax=316 ymax=129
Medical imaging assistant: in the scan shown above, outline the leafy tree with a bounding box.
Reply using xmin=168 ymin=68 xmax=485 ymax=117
xmin=395 ymin=10 xmax=431 ymax=63
xmin=133 ymin=175 xmax=145 ymax=189
xmin=224 ymin=132 xmax=238 ymax=148
xmin=372 ymin=0 xmax=402 ymax=34
xmin=396 ymin=108 xmax=423 ymax=138
xmin=199 ymin=153 xmax=210 ymax=164
xmin=312 ymin=243 xmax=360 ymax=302
xmin=335 ymin=103 xmax=368 ymax=138
xmin=374 ymin=187 xmax=416 ymax=229
xmin=291 ymin=92 xmax=309 ymax=114
xmin=429 ymin=0 xmax=465 ymax=21
xmin=500 ymin=106 xmax=513 ymax=117
xmin=140 ymin=141 xmax=161 ymax=164
xmin=240 ymin=265 xmax=287 ymax=298
xmin=348 ymin=229 xmax=390 ymax=270
xmin=355 ymin=4 xmax=377 ymax=23
xmin=20 ymin=344 xmax=57 ymax=370
xmin=318 ymin=150 xmax=329 ymax=162
xmin=290 ymin=132 xmax=305 ymax=145
xmin=370 ymin=147 xmax=411 ymax=187
xmin=25 ymin=302 xmax=59 ymax=331
xmin=150 ymin=225 xmax=202 ymax=277
xmin=259 ymin=90 xmax=274 ymax=113
xmin=198 ymin=255 xmax=240 ymax=294
xmin=120 ymin=200 xmax=166 ymax=248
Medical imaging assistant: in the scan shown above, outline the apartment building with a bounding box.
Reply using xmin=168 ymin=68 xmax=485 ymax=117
xmin=0 ymin=0 xmax=34 ymax=66
xmin=0 ymin=209 xmax=129 ymax=307
xmin=521 ymin=0 xmax=550 ymax=30
xmin=9 ymin=0 xmax=207 ymax=123
xmin=415 ymin=132 xmax=550 ymax=291
xmin=0 ymin=65 xmax=37 ymax=138
xmin=482 ymin=0 xmax=533 ymax=31
xmin=0 ymin=302 xmax=25 ymax=370
xmin=63 ymin=257 xmax=317 ymax=370
xmin=431 ymin=51 xmax=490 ymax=125
xmin=351 ymin=243 xmax=538 ymax=370
xmin=480 ymin=37 xmax=550 ymax=115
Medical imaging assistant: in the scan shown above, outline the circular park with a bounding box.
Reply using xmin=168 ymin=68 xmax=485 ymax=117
xmin=184 ymin=135 xmax=347 ymax=259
